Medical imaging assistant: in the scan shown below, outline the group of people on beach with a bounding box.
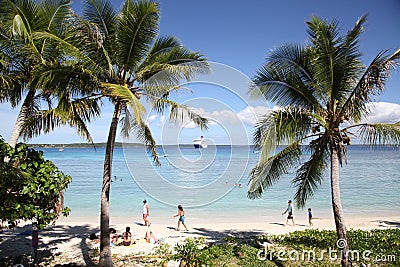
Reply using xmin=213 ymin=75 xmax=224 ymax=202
xmin=102 ymin=199 xmax=189 ymax=247
xmin=100 ymin=199 xmax=312 ymax=247
xmin=107 ymin=226 xmax=161 ymax=246
xmin=142 ymin=199 xmax=188 ymax=231
xmin=282 ymin=200 xmax=313 ymax=226
xmin=109 ymin=226 xmax=133 ymax=246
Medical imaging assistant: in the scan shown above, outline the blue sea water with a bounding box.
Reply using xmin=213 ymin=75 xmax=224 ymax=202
xmin=42 ymin=145 xmax=400 ymax=224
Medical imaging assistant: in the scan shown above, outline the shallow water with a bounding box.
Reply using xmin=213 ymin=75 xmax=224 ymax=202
xmin=42 ymin=145 xmax=400 ymax=223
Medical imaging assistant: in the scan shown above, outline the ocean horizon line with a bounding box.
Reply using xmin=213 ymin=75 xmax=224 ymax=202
xmin=27 ymin=142 xmax=400 ymax=149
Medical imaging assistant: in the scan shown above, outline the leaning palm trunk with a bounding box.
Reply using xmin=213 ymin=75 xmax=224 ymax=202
xmin=99 ymin=101 xmax=122 ymax=267
xmin=8 ymin=90 xmax=35 ymax=148
xmin=331 ymin=148 xmax=351 ymax=267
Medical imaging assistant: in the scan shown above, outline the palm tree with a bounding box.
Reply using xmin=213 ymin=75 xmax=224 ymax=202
xmin=50 ymin=1 xmax=208 ymax=265
xmin=0 ymin=0 xmax=99 ymax=147
xmin=248 ymin=15 xmax=400 ymax=267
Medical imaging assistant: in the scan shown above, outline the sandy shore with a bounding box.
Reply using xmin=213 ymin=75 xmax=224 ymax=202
xmin=1 ymin=215 xmax=399 ymax=266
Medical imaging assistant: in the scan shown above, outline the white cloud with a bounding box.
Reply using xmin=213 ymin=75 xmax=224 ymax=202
xmin=146 ymin=114 xmax=157 ymax=123
xmin=237 ymin=106 xmax=271 ymax=126
xmin=198 ymin=105 xmax=271 ymax=126
xmin=363 ymin=102 xmax=400 ymax=123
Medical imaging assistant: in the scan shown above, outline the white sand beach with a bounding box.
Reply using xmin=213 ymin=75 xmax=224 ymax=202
xmin=1 ymin=215 xmax=399 ymax=266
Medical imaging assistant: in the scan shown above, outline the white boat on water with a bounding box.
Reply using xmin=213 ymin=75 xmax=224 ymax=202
xmin=193 ymin=136 xmax=207 ymax=149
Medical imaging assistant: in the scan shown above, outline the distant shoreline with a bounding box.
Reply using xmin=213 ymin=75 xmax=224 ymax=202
xmin=27 ymin=143 xmax=399 ymax=149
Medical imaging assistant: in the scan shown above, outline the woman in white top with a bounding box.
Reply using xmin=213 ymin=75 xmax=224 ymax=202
xmin=142 ymin=199 xmax=151 ymax=226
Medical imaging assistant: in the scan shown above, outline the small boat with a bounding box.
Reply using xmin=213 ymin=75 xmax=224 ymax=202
xmin=58 ymin=146 xmax=65 ymax=152
xmin=193 ymin=136 xmax=207 ymax=149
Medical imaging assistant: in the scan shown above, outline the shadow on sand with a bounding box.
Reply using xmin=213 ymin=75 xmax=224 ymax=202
xmin=190 ymin=227 xmax=265 ymax=241
xmin=0 ymin=223 xmax=98 ymax=266
xmin=376 ymin=220 xmax=400 ymax=228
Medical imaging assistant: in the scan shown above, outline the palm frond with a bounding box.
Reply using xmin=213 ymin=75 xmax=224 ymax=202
xmin=65 ymin=16 xmax=114 ymax=76
xmin=339 ymin=48 xmax=400 ymax=123
xmin=306 ymin=16 xmax=342 ymax=100
xmin=117 ymin=0 xmax=159 ymax=70
xmin=131 ymin=118 xmax=160 ymax=165
xmin=355 ymin=123 xmax=400 ymax=145
xmin=136 ymin=36 xmax=208 ymax=84
xmin=84 ymin=0 xmax=116 ymax=40
xmin=21 ymin=96 xmax=101 ymax=143
xmin=253 ymin=106 xmax=319 ymax=154
xmin=169 ymin=102 xmax=208 ymax=131
xmin=292 ymin=136 xmax=329 ymax=207
xmin=32 ymin=31 xmax=105 ymax=76
xmin=38 ymin=0 xmax=71 ymax=33
xmin=331 ymin=15 xmax=365 ymax=106
xmin=32 ymin=61 xmax=101 ymax=98
xmin=250 ymin=44 xmax=322 ymax=111
xmin=145 ymin=94 xmax=208 ymax=130
xmin=248 ymin=142 xmax=302 ymax=199
xmin=101 ymin=82 xmax=146 ymax=126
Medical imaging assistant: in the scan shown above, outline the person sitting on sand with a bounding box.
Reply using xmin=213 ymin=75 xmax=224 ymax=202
xmin=89 ymin=232 xmax=100 ymax=243
xmin=145 ymin=231 xmax=159 ymax=244
xmin=173 ymin=204 xmax=188 ymax=231
xmin=109 ymin=228 xmax=119 ymax=244
xmin=122 ymin=226 xmax=132 ymax=246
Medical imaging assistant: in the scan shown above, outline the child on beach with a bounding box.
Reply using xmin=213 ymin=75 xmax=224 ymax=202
xmin=282 ymin=200 xmax=295 ymax=226
xmin=308 ymin=208 xmax=313 ymax=226
xmin=173 ymin=205 xmax=188 ymax=231
xmin=109 ymin=228 xmax=119 ymax=244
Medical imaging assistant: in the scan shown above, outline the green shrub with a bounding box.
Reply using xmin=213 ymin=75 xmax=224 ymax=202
xmin=0 ymin=137 xmax=71 ymax=229
xmin=171 ymin=237 xmax=211 ymax=266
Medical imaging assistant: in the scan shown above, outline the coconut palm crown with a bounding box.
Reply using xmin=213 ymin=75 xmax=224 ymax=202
xmin=248 ymin=15 xmax=400 ymax=267
xmin=0 ymin=0 xmax=101 ymax=148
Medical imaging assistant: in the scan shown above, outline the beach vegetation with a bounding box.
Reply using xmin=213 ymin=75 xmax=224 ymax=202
xmin=0 ymin=0 xmax=100 ymax=148
xmin=168 ymin=230 xmax=400 ymax=267
xmin=171 ymin=237 xmax=211 ymax=266
xmin=248 ymin=15 xmax=400 ymax=267
xmin=0 ymin=136 xmax=71 ymax=229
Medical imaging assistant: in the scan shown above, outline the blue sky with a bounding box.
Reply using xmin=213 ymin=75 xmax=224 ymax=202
xmin=1 ymin=0 xmax=400 ymax=145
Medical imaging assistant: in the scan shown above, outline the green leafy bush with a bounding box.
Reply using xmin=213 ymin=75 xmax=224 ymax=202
xmin=171 ymin=237 xmax=211 ymax=266
xmin=272 ymin=229 xmax=400 ymax=266
xmin=0 ymin=137 xmax=71 ymax=229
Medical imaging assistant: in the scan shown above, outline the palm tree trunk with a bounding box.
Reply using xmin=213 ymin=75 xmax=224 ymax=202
xmin=8 ymin=90 xmax=35 ymax=148
xmin=99 ymin=101 xmax=122 ymax=267
xmin=330 ymin=148 xmax=351 ymax=267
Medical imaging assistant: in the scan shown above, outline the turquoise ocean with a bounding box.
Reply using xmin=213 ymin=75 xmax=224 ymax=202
xmin=42 ymin=145 xmax=399 ymax=224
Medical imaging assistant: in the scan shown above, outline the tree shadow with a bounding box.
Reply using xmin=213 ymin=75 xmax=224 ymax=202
xmin=190 ymin=227 xmax=266 ymax=245
xmin=376 ymin=220 xmax=400 ymax=228
xmin=269 ymin=222 xmax=285 ymax=227
xmin=0 ymin=223 xmax=98 ymax=266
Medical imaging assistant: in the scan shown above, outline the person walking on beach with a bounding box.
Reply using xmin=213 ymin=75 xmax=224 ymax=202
xmin=282 ymin=200 xmax=295 ymax=226
xmin=142 ymin=199 xmax=151 ymax=227
xmin=173 ymin=204 xmax=188 ymax=231
xmin=308 ymin=208 xmax=313 ymax=226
